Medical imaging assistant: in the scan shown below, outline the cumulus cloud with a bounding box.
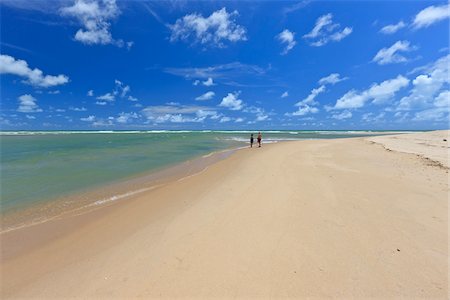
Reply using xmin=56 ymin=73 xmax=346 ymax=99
xmin=380 ymin=21 xmax=406 ymax=34
xmin=288 ymin=74 xmax=346 ymax=116
xmin=413 ymin=107 xmax=449 ymax=121
xmin=202 ymin=77 xmax=215 ymax=86
xmin=0 ymin=54 xmax=69 ymax=88
xmin=87 ymin=89 xmax=94 ymax=96
xmin=60 ymin=0 xmax=129 ymax=47
xmin=303 ymin=13 xmax=352 ymax=47
xmin=277 ymin=29 xmax=296 ymax=54
xmin=165 ymin=62 xmax=266 ymax=82
xmin=243 ymin=106 xmax=270 ymax=122
xmin=69 ymin=106 xmax=87 ymax=111
xmin=81 ymin=115 xmax=95 ymax=122
xmin=362 ymin=112 xmax=385 ymax=123
xmin=281 ymin=91 xmax=289 ymax=98
xmin=331 ymin=110 xmax=352 ymax=120
xmin=412 ymin=3 xmax=450 ymax=29
xmin=195 ymin=91 xmax=215 ymax=101
xmin=219 ymin=91 xmax=244 ymax=110
xmin=297 ymin=85 xmax=325 ymax=106
xmin=290 ymin=105 xmax=319 ymax=116
xmin=95 ymin=79 xmax=133 ymax=102
xmin=332 ymin=75 xmax=409 ymax=109
xmin=169 ymin=8 xmax=247 ymax=48
xmin=116 ymin=112 xmax=138 ymax=124
xmin=434 ymin=90 xmax=450 ymax=108
xmin=286 ymin=86 xmax=324 ymax=116
xmin=141 ymin=104 xmax=218 ymax=123
xmin=17 ymin=94 xmax=42 ymax=113
xmin=398 ymin=55 xmax=449 ymax=110
xmin=373 ymin=40 xmax=416 ymax=65
xmin=96 ymin=92 xmax=115 ymax=101
xmin=318 ymin=73 xmax=347 ymax=85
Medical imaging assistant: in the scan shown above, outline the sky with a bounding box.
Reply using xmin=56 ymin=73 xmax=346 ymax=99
xmin=0 ymin=0 xmax=449 ymax=130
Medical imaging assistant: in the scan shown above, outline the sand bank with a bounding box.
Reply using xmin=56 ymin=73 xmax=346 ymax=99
xmin=1 ymin=131 xmax=448 ymax=298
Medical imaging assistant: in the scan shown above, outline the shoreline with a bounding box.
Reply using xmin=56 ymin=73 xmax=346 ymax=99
xmin=1 ymin=145 xmax=244 ymax=234
xmin=1 ymin=131 xmax=403 ymax=234
xmin=1 ymin=131 xmax=447 ymax=298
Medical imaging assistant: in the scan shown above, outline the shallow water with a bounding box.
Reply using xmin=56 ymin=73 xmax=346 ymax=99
xmin=0 ymin=130 xmax=407 ymax=214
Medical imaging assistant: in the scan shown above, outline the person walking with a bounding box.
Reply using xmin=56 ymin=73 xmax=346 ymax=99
xmin=250 ymin=133 xmax=254 ymax=148
xmin=257 ymin=132 xmax=262 ymax=147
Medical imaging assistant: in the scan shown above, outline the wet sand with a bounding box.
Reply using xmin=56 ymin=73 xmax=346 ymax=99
xmin=1 ymin=131 xmax=448 ymax=298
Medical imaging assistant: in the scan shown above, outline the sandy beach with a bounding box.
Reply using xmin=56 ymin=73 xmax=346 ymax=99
xmin=1 ymin=131 xmax=448 ymax=299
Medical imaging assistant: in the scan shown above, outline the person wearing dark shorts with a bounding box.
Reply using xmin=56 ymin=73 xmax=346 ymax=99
xmin=250 ymin=134 xmax=254 ymax=148
xmin=257 ymin=132 xmax=262 ymax=147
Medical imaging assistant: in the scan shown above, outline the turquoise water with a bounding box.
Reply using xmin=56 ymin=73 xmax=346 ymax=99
xmin=0 ymin=130 xmax=395 ymax=214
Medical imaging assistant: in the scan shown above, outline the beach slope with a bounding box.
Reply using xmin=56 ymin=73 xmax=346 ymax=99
xmin=1 ymin=131 xmax=448 ymax=298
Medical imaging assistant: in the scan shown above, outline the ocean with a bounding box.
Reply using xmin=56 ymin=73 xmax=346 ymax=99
xmin=0 ymin=130 xmax=402 ymax=230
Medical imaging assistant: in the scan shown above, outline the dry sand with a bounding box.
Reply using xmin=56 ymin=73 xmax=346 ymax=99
xmin=1 ymin=131 xmax=448 ymax=299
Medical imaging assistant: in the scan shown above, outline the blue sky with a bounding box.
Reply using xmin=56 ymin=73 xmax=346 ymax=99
xmin=1 ymin=0 xmax=449 ymax=130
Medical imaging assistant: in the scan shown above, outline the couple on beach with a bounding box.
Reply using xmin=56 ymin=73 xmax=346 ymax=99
xmin=250 ymin=132 xmax=262 ymax=148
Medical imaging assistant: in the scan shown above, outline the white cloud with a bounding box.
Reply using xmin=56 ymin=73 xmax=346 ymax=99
xmin=0 ymin=54 xmax=69 ymax=88
xmin=333 ymin=75 xmax=409 ymax=109
xmin=96 ymin=92 xmax=115 ymax=101
xmin=318 ymin=73 xmax=348 ymax=85
xmin=196 ymin=110 xmax=221 ymax=120
xmin=412 ymin=3 xmax=450 ymax=29
xmin=141 ymin=104 xmax=217 ymax=123
xmin=26 ymin=115 xmax=36 ymax=120
xmin=219 ymin=91 xmax=244 ymax=110
xmin=165 ymin=62 xmax=266 ymax=81
xmin=60 ymin=0 xmax=129 ymax=47
xmin=287 ymin=85 xmax=326 ymax=116
xmin=380 ymin=21 xmax=406 ymax=34
xmin=116 ymin=112 xmax=138 ymax=124
xmin=281 ymin=91 xmax=289 ymax=98
xmin=96 ymin=101 xmax=107 ymax=105
xmin=277 ymin=29 xmax=296 ymax=54
xmin=434 ymin=90 xmax=450 ymax=108
xmin=202 ymin=77 xmax=215 ymax=86
xmin=17 ymin=94 xmax=42 ymax=113
xmin=362 ymin=112 xmax=385 ymax=123
xmin=87 ymin=89 xmax=94 ymax=96
xmin=114 ymin=79 xmax=130 ymax=98
xmin=373 ymin=40 xmax=415 ymax=65
xmin=303 ymin=13 xmax=352 ymax=47
xmin=95 ymin=79 xmax=132 ymax=102
xmin=69 ymin=106 xmax=87 ymax=111
xmin=92 ymin=119 xmax=113 ymax=126
xmin=243 ymin=106 xmax=270 ymax=122
xmin=332 ymin=110 xmax=352 ymax=120
xmin=169 ymin=8 xmax=247 ymax=48
xmin=290 ymin=105 xmax=319 ymax=116
xmin=398 ymin=55 xmax=449 ymax=110
xmin=48 ymin=90 xmax=60 ymax=94
xmin=413 ymin=107 xmax=449 ymax=121
xmin=234 ymin=117 xmax=244 ymax=123
xmin=219 ymin=116 xmax=231 ymax=123
xmin=81 ymin=115 xmax=95 ymax=122
xmin=195 ymin=91 xmax=215 ymax=101
xmin=296 ymin=85 xmax=325 ymax=106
